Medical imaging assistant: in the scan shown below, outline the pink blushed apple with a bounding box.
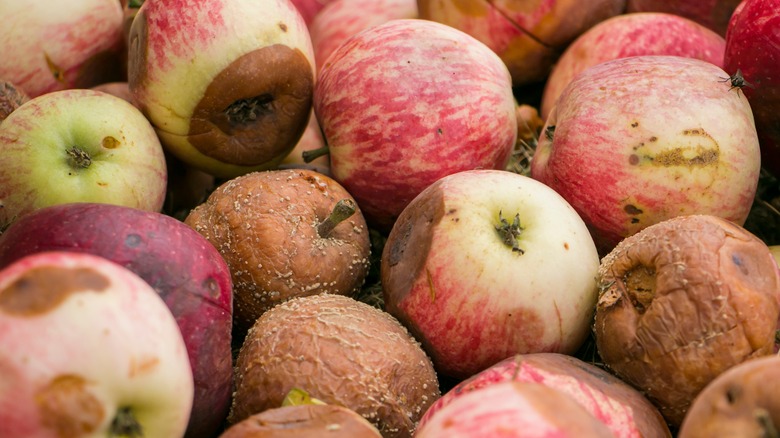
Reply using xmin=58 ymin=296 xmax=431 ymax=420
xmin=0 ymin=0 xmax=125 ymax=98
xmin=531 ymin=55 xmax=760 ymax=256
xmin=314 ymin=18 xmax=517 ymax=231
xmin=540 ymin=12 xmax=727 ymax=120
xmin=290 ymin=0 xmax=336 ymax=26
xmin=626 ymin=0 xmax=742 ymax=36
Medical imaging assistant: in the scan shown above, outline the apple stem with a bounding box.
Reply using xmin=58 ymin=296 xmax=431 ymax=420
xmin=495 ymin=211 xmax=525 ymax=254
xmin=110 ymin=406 xmax=143 ymax=437
xmin=302 ymin=145 xmax=330 ymax=163
xmin=756 ymin=408 xmax=779 ymax=438
xmin=318 ymin=199 xmax=356 ymax=237
xmin=66 ymin=147 xmax=92 ymax=169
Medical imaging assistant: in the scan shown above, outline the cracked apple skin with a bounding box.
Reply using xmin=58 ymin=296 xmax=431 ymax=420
xmin=314 ymin=19 xmax=517 ymax=232
xmin=381 ymin=169 xmax=600 ymax=380
xmin=417 ymin=0 xmax=625 ymax=86
xmin=531 ymin=55 xmax=761 ymax=256
xmin=128 ymin=0 xmax=316 ymax=178
xmin=594 ymin=214 xmax=780 ymax=427
xmin=0 ymin=0 xmax=125 ymax=98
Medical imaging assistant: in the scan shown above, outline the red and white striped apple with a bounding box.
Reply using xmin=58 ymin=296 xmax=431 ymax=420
xmin=381 ymin=169 xmax=600 ymax=379
xmin=626 ymin=0 xmax=742 ymax=36
xmin=417 ymin=0 xmax=626 ymax=86
xmin=540 ymin=12 xmax=727 ymax=120
xmin=531 ymin=55 xmax=761 ymax=255
xmin=0 ymin=0 xmax=125 ymax=98
xmin=0 ymin=88 xmax=168 ymax=231
xmin=128 ymin=0 xmax=316 ymax=178
xmin=309 ymin=0 xmax=418 ymax=73
xmin=723 ymin=0 xmax=780 ymax=176
xmin=314 ymin=19 xmax=517 ymax=231
xmin=0 ymin=251 xmax=194 ymax=437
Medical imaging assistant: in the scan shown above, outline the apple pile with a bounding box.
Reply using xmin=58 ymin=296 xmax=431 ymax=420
xmin=2 ymin=0 xmax=780 ymax=436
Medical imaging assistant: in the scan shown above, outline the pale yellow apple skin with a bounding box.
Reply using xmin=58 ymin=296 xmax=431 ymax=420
xmin=769 ymin=245 xmax=780 ymax=267
xmin=0 ymin=251 xmax=194 ymax=436
xmin=129 ymin=0 xmax=316 ymax=178
xmin=0 ymin=89 xmax=167 ymax=230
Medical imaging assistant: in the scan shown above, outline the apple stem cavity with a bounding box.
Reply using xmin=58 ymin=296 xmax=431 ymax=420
xmin=495 ymin=211 xmax=524 ymax=254
xmin=756 ymin=408 xmax=779 ymax=438
xmin=110 ymin=406 xmax=143 ymax=437
xmin=66 ymin=147 xmax=92 ymax=169
xmin=225 ymin=94 xmax=274 ymax=126
xmin=302 ymin=145 xmax=330 ymax=163
xmin=317 ymin=198 xmax=356 ymax=238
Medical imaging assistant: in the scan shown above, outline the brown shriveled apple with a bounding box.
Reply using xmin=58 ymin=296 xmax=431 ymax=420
xmin=219 ymin=404 xmax=382 ymax=438
xmin=594 ymin=214 xmax=780 ymax=428
xmin=0 ymin=80 xmax=29 ymax=121
xmin=184 ymin=168 xmax=371 ymax=339
xmin=228 ymin=293 xmax=441 ymax=438
xmin=677 ymin=355 xmax=780 ymax=437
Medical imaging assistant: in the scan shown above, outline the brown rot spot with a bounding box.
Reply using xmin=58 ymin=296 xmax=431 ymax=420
xmin=36 ymin=374 xmax=105 ymax=435
xmin=101 ymin=136 xmax=119 ymax=149
xmin=624 ymin=204 xmax=643 ymax=215
xmin=563 ymin=242 xmax=569 ymax=250
xmin=631 ymin=218 xmax=640 ymax=224
xmin=629 ymin=154 xmax=639 ymax=165
xmin=0 ymin=266 xmax=110 ymax=316
xmin=649 ymin=136 xmax=657 ymax=142
xmin=622 ymin=264 xmax=656 ymax=314
xmin=124 ymin=233 xmax=142 ymax=248
xmin=631 ymin=121 xmax=639 ymax=128
xmin=203 ymin=277 xmax=220 ymax=299
xmin=446 ymin=208 xmax=457 ymax=215
xmin=189 ymin=45 xmax=314 ymax=166
xmin=725 ymin=386 xmax=741 ymax=404
xmin=129 ymin=356 xmax=160 ymax=378
xmin=278 ymin=22 xmax=287 ymax=32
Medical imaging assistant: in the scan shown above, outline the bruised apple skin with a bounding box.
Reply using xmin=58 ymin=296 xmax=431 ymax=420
xmin=0 ymin=80 xmax=30 ymax=121
xmin=417 ymin=0 xmax=626 ymax=86
xmin=540 ymin=12 xmax=727 ymax=120
xmin=531 ymin=55 xmax=761 ymax=256
xmin=594 ymin=214 xmax=780 ymax=428
xmin=128 ymin=0 xmax=316 ymax=178
xmin=677 ymin=355 xmax=780 ymax=437
xmin=418 ymin=353 xmax=671 ymax=438
xmin=185 ymin=168 xmax=371 ymax=339
xmin=723 ymin=0 xmax=780 ymax=177
xmin=228 ymin=294 xmax=441 ymax=437
xmin=415 ymin=381 xmax=614 ymax=438
xmin=626 ymin=0 xmax=742 ymax=36
xmin=220 ymin=404 xmax=382 ymax=438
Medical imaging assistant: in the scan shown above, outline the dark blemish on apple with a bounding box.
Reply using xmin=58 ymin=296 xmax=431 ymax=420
xmin=278 ymin=22 xmax=287 ymax=32
xmin=125 ymin=233 xmax=142 ymax=248
xmin=624 ymin=204 xmax=643 ymax=215
xmin=544 ymin=125 xmax=555 ymax=141
xmin=629 ymin=154 xmax=639 ymax=165
xmin=437 ymin=128 xmax=443 ymax=135
xmin=631 ymin=121 xmax=639 ymax=128
xmin=446 ymin=208 xmax=456 ymax=215
xmin=36 ymin=374 xmax=105 ymax=434
xmin=0 ymin=266 xmax=109 ymax=316
xmin=203 ymin=277 xmax=220 ymax=299
xmin=102 ymin=136 xmax=119 ymax=149
xmin=631 ymin=218 xmax=639 ymax=224
xmin=563 ymin=242 xmax=569 ymax=250
xmin=649 ymin=136 xmax=657 ymax=142
xmin=732 ymin=253 xmax=749 ymax=275
xmin=97 ymin=182 xmax=108 ymax=187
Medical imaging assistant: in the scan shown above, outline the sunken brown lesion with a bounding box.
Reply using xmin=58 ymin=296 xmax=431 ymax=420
xmin=633 ymin=129 xmax=720 ymax=168
xmin=0 ymin=267 xmax=110 ymax=316
xmin=188 ymin=45 xmax=314 ymax=166
xmin=36 ymin=374 xmax=105 ymax=435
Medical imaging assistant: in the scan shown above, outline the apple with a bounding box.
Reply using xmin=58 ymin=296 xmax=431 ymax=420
xmin=0 ymin=202 xmax=234 ymax=438
xmin=723 ymin=0 xmax=780 ymax=176
xmin=0 ymin=251 xmax=193 ymax=436
xmin=314 ymin=18 xmax=518 ymax=231
xmin=279 ymin=111 xmax=330 ymax=174
xmin=0 ymin=80 xmax=30 ymax=122
xmin=415 ymin=381 xmax=614 ymax=438
xmin=290 ymin=0 xmax=337 ymax=27
xmin=381 ymin=169 xmax=600 ymax=379
xmin=90 ymin=81 xmax=134 ymax=105
xmin=0 ymin=0 xmax=125 ymax=98
xmin=540 ymin=12 xmax=727 ymax=120
xmin=128 ymin=0 xmax=316 ymax=178
xmin=0 ymin=88 xmax=168 ymax=231
xmin=626 ymin=0 xmax=742 ymax=36
xmin=417 ymin=0 xmax=626 ymax=86
xmin=309 ymin=0 xmax=418 ymax=73
xmin=531 ymin=55 xmax=761 ymax=256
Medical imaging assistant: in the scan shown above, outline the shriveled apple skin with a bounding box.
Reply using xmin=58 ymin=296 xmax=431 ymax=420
xmin=0 ymin=203 xmax=234 ymax=438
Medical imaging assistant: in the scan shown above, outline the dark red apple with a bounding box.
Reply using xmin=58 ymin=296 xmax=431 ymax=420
xmin=0 ymin=202 xmax=233 ymax=438
xmin=723 ymin=0 xmax=780 ymax=176
xmin=626 ymin=0 xmax=742 ymax=36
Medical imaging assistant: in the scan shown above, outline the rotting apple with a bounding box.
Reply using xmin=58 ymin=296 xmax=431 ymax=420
xmin=417 ymin=0 xmax=626 ymax=86
xmin=0 ymin=88 xmax=168 ymax=231
xmin=723 ymin=0 xmax=780 ymax=176
xmin=314 ymin=18 xmax=517 ymax=232
xmin=128 ymin=0 xmax=316 ymax=178
xmin=540 ymin=12 xmax=727 ymax=120
xmin=309 ymin=0 xmax=418 ymax=73
xmin=0 ymin=0 xmax=125 ymax=98
xmin=626 ymin=0 xmax=742 ymax=36
xmin=381 ymin=169 xmax=600 ymax=379
xmin=220 ymin=404 xmax=383 ymax=437
xmin=0 ymin=80 xmax=30 ymax=122
xmin=531 ymin=55 xmax=761 ymax=256
xmin=0 ymin=202 xmax=234 ymax=438
xmin=0 ymin=251 xmax=194 ymax=437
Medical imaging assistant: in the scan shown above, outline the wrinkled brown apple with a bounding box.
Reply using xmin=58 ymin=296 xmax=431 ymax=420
xmin=219 ymin=404 xmax=382 ymax=437
xmin=594 ymin=214 xmax=780 ymax=427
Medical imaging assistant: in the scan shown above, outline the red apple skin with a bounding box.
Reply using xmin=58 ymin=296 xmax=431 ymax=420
xmin=540 ymin=12 xmax=727 ymax=120
xmin=418 ymin=353 xmax=672 ymax=438
xmin=309 ymin=0 xmax=418 ymax=73
xmin=290 ymin=0 xmax=336 ymax=26
xmin=0 ymin=202 xmax=234 ymax=438
xmin=626 ymin=0 xmax=742 ymax=36
xmin=0 ymin=0 xmax=125 ymax=98
xmin=314 ymin=18 xmax=517 ymax=231
xmin=531 ymin=55 xmax=760 ymax=256
xmin=723 ymin=0 xmax=780 ymax=176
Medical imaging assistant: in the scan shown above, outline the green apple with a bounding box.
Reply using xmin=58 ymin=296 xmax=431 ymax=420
xmin=0 ymin=88 xmax=167 ymax=231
